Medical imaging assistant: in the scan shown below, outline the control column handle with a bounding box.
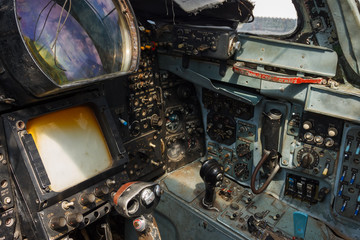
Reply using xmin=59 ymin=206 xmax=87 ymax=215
xmin=113 ymin=182 xmax=162 ymax=240
xmin=200 ymin=159 xmax=224 ymax=210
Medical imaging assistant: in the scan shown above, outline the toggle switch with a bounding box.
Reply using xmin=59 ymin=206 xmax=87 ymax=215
xmin=350 ymin=172 xmax=356 ymax=185
xmin=340 ymin=169 xmax=347 ymax=183
xmin=338 ymin=185 xmax=344 ymax=197
xmin=322 ymin=163 xmax=330 ymax=176
xmin=341 ymin=200 xmax=348 ymax=212
xmin=355 ymin=205 xmax=360 ymax=216
xmin=345 ymin=140 xmax=352 ymax=153
xmin=61 ymin=201 xmax=74 ymax=210
xmin=356 ymin=143 xmax=360 ymax=155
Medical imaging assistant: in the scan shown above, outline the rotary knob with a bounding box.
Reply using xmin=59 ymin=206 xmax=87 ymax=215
xmin=304 ymin=132 xmax=314 ymax=141
xmin=328 ymin=127 xmax=338 ymax=137
xmin=49 ymin=216 xmax=66 ymax=231
xmin=303 ymin=121 xmax=312 ymax=130
xmin=94 ymin=186 xmax=110 ymax=197
xmin=324 ymin=138 xmax=335 ymax=148
xmin=79 ymin=193 xmax=96 ymax=206
xmin=296 ymin=148 xmax=319 ymax=169
xmin=66 ymin=213 xmax=84 ymax=227
xmin=314 ymin=135 xmax=324 ymax=145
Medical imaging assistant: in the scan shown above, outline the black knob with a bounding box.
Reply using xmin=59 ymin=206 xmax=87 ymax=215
xmin=94 ymin=186 xmax=110 ymax=197
xmin=49 ymin=216 xmax=66 ymax=230
xmin=79 ymin=193 xmax=96 ymax=206
xmin=66 ymin=213 xmax=83 ymax=227
xmin=200 ymin=159 xmax=224 ymax=208
xmin=301 ymin=153 xmax=313 ymax=168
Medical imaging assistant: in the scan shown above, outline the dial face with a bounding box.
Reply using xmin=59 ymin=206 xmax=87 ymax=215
xmin=296 ymin=148 xmax=320 ymax=169
xmin=167 ymin=141 xmax=185 ymax=162
xmin=166 ymin=112 xmax=182 ymax=133
xmin=234 ymin=163 xmax=249 ymax=180
xmin=236 ymin=143 xmax=250 ymax=157
xmin=206 ymin=112 xmax=236 ymax=145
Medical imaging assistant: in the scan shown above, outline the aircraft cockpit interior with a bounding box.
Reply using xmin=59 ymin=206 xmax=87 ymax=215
xmin=1 ymin=0 xmax=360 ymax=239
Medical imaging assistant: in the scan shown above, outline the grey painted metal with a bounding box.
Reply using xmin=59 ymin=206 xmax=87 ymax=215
xmin=234 ymin=34 xmax=338 ymax=77
xmin=260 ymin=80 xmax=308 ymax=104
xmin=159 ymin=55 xmax=262 ymax=105
xmin=305 ymin=85 xmax=360 ymax=123
xmin=158 ymin=54 xmax=261 ymax=89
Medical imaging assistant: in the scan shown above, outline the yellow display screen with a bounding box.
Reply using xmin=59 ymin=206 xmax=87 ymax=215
xmin=27 ymin=105 xmax=113 ymax=192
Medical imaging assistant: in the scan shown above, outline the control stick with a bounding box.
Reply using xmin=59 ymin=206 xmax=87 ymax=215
xmin=200 ymin=159 xmax=224 ymax=210
xmin=113 ymin=182 xmax=162 ymax=240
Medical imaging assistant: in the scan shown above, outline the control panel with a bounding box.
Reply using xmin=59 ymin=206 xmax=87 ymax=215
xmin=284 ymin=173 xmax=320 ymax=204
xmin=38 ymin=171 xmax=129 ymax=240
xmin=334 ymin=125 xmax=360 ymax=220
xmin=162 ymin=73 xmax=205 ymax=171
xmin=119 ymin=29 xmax=205 ymax=179
xmin=299 ymin=112 xmax=343 ymax=150
xmin=281 ymin=111 xmax=342 ymax=180
xmin=157 ymin=25 xmax=238 ymax=60
xmin=203 ymin=88 xmax=256 ymax=184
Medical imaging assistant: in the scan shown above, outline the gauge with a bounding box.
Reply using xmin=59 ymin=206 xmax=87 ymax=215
xmin=296 ymin=147 xmax=320 ymax=169
xmin=166 ymin=112 xmax=182 ymax=133
xmin=167 ymin=141 xmax=185 ymax=162
xmin=236 ymin=143 xmax=250 ymax=157
xmin=206 ymin=112 xmax=236 ymax=145
xmin=234 ymin=163 xmax=249 ymax=180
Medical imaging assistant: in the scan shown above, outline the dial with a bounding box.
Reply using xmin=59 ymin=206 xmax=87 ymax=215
xmin=167 ymin=140 xmax=185 ymax=162
xmin=236 ymin=143 xmax=250 ymax=157
xmin=206 ymin=112 xmax=236 ymax=145
xmin=296 ymin=148 xmax=320 ymax=169
xmin=166 ymin=112 xmax=182 ymax=133
xmin=234 ymin=163 xmax=250 ymax=180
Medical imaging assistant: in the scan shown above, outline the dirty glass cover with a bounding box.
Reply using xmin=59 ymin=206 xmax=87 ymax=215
xmin=15 ymin=0 xmax=139 ymax=86
xmin=26 ymin=105 xmax=113 ymax=192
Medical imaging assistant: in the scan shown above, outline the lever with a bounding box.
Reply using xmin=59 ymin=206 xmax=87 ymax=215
xmin=293 ymin=212 xmax=308 ymax=239
xmin=251 ymin=109 xmax=282 ymax=194
xmin=113 ymin=182 xmax=162 ymax=240
xmin=200 ymin=159 xmax=224 ymax=211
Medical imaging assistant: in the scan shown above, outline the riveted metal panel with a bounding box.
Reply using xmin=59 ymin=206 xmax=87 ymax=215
xmin=235 ymin=35 xmax=338 ymax=77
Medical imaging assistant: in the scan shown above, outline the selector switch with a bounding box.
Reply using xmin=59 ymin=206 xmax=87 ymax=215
xmin=79 ymin=193 xmax=96 ymax=206
xmin=49 ymin=216 xmax=67 ymax=231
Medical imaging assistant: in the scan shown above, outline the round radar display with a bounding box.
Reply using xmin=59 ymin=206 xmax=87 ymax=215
xmin=0 ymin=0 xmax=140 ymax=96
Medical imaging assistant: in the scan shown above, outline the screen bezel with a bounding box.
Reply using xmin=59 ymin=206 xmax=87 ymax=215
xmin=3 ymin=92 xmax=128 ymax=209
